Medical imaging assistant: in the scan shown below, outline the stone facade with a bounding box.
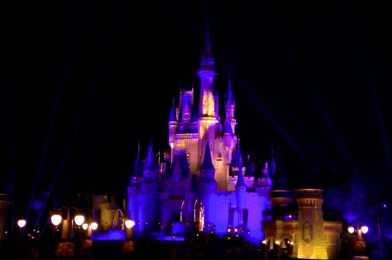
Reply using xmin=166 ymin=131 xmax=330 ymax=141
xmin=262 ymin=189 xmax=342 ymax=259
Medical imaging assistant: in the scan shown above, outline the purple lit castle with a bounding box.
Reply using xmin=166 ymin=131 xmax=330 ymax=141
xmin=127 ymin=26 xmax=272 ymax=246
xmin=126 ymin=25 xmax=342 ymax=258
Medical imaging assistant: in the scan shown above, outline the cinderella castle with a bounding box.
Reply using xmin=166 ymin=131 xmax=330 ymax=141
xmin=124 ymin=25 xmax=343 ymax=259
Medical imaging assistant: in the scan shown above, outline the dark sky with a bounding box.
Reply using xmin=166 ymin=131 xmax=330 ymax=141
xmin=2 ymin=1 xmax=392 ymax=238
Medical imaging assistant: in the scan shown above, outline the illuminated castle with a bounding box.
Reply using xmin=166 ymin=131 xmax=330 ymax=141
xmin=126 ymin=25 xmax=342 ymax=258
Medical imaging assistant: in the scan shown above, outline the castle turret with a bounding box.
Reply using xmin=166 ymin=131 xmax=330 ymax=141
xmin=294 ymin=189 xmax=327 ymax=259
xmin=143 ymin=141 xmax=159 ymax=180
xmin=225 ymin=74 xmax=237 ymax=134
xmin=138 ymin=141 xmax=159 ymax=233
xmin=198 ymin=22 xmax=216 ymax=118
xmin=127 ymin=143 xmax=143 ymax=232
xmin=235 ymin=168 xmax=248 ymax=227
xmin=268 ymin=144 xmax=276 ymax=177
xmin=169 ymin=99 xmax=178 ymax=161
xmin=254 ymin=162 xmax=272 ymax=194
xmin=130 ymin=141 xmax=143 ymax=184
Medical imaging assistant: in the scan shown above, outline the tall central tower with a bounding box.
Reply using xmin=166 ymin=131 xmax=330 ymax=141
xmin=198 ymin=24 xmax=216 ymax=118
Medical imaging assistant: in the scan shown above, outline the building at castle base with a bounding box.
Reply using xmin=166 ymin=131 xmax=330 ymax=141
xmin=126 ymin=26 xmax=342 ymax=258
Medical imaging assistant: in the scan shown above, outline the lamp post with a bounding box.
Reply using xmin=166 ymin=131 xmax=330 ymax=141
xmin=348 ymin=221 xmax=369 ymax=260
xmin=124 ymin=219 xmax=135 ymax=239
xmin=17 ymin=219 xmax=26 ymax=235
xmin=50 ymin=203 xmax=84 ymax=240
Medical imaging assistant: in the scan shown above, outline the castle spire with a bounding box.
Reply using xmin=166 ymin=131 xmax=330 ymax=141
xmin=198 ymin=14 xmax=217 ymax=118
xmin=200 ymin=13 xmax=214 ymax=71
xmin=236 ymin=167 xmax=248 ymax=188
xmin=143 ymin=139 xmax=159 ymax=172
xmin=169 ymin=98 xmax=176 ymax=122
xmin=268 ymin=143 xmax=276 ymax=177
xmin=131 ymin=141 xmax=143 ymax=179
xmin=227 ymin=73 xmax=233 ymax=104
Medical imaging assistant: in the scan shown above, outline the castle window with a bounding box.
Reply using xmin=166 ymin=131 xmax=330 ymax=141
xmin=217 ymin=156 xmax=223 ymax=161
xmin=186 ymin=149 xmax=191 ymax=166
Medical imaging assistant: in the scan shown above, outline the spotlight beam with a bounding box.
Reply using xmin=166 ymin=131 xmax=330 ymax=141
xmin=35 ymin=64 xmax=101 ymax=227
xmin=230 ymin=74 xmax=321 ymax=174
xmin=370 ymin=86 xmax=392 ymax=171
xmin=23 ymin=0 xmax=83 ymax=236
xmin=11 ymin=90 xmax=15 ymax=238
xmin=285 ymin=106 xmax=337 ymax=174
xmin=56 ymin=114 xmax=106 ymax=208
xmin=305 ymin=78 xmax=360 ymax=176
xmin=38 ymin=114 xmax=106 ymax=240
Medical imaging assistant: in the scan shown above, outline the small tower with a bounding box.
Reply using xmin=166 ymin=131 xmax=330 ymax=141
xmin=225 ymin=74 xmax=237 ymax=134
xmin=127 ymin=142 xmax=143 ymax=227
xmin=254 ymin=162 xmax=272 ymax=195
xmin=198 ymin=21 xmax=217 ymax=118
xmin=168 ymin=99 xmax=178 ymax=161
xmin=228 ymin=139 xmax=244 ymax=190
xmin=198 ymin=142 xmax=217 ymax=230
xmin=139 ymin=141 xmax=159 ymax=233
xmin=268 ymin=144 xmax=276 ymax=177
xmin=142 ymin=142 xmax=159 ymax=181
xmin=235 ymin=167 xmax=248 ymax=227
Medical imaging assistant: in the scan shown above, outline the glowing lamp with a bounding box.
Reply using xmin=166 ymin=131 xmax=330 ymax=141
xmin=17 ymin=219 xmax=26 ymax=228
xmin=125 ymin=220 xmax=135 ymax=229
xmin=90 ymin=222 xmax=98 ymax=230
xmin=290 ymin=242 xmax=294 ymax=245
xmin=82 ymin=223 xmax=88 ymax=230
xmin=275 ymin=241 xmax=280 ymax=245
xmin=234 ymin=228 xmax=238 ymax=232
xmin=262 ymin=240 xmax=266 ymax=244
xmin=74 ymin=214 xmax=85 ymax=226
xmin=196 ymin=234 xmax=199 ymax=237
xmin=36 ymin=230 xmax=39 ymax=233
xmin=361 ymin=226 xmax=368 ymax=234
xmin=228 ymin=237 xmax=231 ymax=240
xmin=51 ymin=214 xmax=62 ymax=226
xmin=348 ymin=226 xmax=355 ymax=233
xmin=383 ymin=203 xmax=386 ymax=208
xmin=31 ymin=236 xmax=34 ymax=239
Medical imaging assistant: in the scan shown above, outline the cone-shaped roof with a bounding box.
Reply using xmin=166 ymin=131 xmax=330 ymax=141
xmin=143 ymin=141 xmax=159 ymax=172
xmin=131 ymin=142 xmax=143 ymax=178
xmin=231 ymin=142 xmax=243 ymax=168
xmin=245 ymin=161 xmax=255 ymax=177
xmin=200 ymin=16 xmax=215 ymax=71
xmin=227 ymin=74 xmax=234 ymax=105
xmin=201 ymin=142 xmax=215 ymax=170
xmin=169 ymin=99 xmax=176 ymax=122
xmin=236 ymin=168 xmax=248 ymax=188
xmin=167 ymin=149 xmax=190 ymax=179
xmin=268 ymin=146 xmax=276 ymax=177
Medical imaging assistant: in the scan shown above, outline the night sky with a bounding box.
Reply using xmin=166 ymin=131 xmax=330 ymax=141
xmin=2 ymin=0 xmax=392 ymax=245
